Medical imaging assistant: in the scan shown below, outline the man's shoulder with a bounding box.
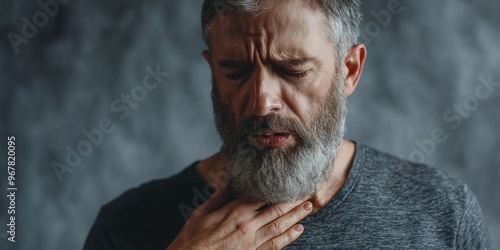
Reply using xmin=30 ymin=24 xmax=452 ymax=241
xmin=361 ymin=144 xmax=464 ymax=186
xmin=329 ymin=144 xmax=492 ymax=249
xmin=357 ymin=144 xmax=469 ymax=207
xmin=84 ymin=162 xmax=203 ymax=249
xmin=102 ymin=162 xmax=201 ymax=214
xmin=103 ymin=176 xmax=176 ymax=213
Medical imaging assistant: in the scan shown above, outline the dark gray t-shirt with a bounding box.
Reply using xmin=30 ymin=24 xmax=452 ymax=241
xmin=84 ymin=143 xmax=492 ymax=249
xmin=286 ymin=144 xmax=491 ymax=249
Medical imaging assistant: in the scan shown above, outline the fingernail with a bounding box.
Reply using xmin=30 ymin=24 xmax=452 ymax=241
xmin=303 ymin=202 xmax=312 ymax=212
xmin=295 ymin=224 xmax=304 ymax=232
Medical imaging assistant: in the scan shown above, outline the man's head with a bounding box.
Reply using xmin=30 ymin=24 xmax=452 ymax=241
xmin=201 ymin=0 xmax=366 ymax=203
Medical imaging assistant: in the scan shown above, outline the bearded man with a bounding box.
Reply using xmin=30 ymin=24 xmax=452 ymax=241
xmin=84 ymin=0 xmax=492 ymax=249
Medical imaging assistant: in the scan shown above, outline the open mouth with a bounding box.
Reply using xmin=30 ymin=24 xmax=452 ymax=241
xmin=248 ymin=132 xmax=291 ymax=147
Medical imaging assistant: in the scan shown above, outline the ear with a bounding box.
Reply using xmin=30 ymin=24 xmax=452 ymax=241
xmin=202 ymin=50 xmax=212 ymax=66
xmin=342 ymin=43 xmax=366 ymax=96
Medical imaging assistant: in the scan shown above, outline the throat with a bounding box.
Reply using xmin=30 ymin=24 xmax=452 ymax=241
xmin=307 ymin=140 xmax=355 ymax=213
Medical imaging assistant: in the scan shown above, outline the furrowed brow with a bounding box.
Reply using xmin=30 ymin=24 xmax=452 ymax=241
xmin=217 ymin=57 xmax=318 ymax=69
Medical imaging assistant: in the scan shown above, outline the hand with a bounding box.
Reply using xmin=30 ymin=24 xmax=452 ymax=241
xmin=166 ymin=188 xmax=313 ymax=250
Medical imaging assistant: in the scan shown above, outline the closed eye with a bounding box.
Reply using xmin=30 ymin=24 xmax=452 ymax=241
xmin=225 ymin=67 xmax=252 ymax=81
xmin=276 ymin=68 xmax=309 ymax=79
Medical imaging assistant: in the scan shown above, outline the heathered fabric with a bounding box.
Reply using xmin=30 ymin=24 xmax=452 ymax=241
xmin=84 ymin=143 xmax=492 ymax=249
xmin=286 ymin=144 xmax=492 ymax=249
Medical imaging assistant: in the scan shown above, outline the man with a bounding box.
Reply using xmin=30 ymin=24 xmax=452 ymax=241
xmin=84 ymin=0 xmax=492 ymax=249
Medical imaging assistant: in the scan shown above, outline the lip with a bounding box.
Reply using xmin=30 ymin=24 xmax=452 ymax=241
xmin=248 ymin=132 xmax=291 ymax=148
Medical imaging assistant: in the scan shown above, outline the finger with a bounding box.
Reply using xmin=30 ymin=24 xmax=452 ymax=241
xmin=254 ymin=199 xmax=309 ymax=227
xmin=194 ymin=198 xmax=269 ymax=234
xmin=257 ymin=224 xmax=304 ymax=250
xmin=255 ymin=201 xmax=312 ymax=245
xmin=192 ymin=189 xmax=268 ymax=220
xmin=216 ymin=198 xmax=269 ymax=220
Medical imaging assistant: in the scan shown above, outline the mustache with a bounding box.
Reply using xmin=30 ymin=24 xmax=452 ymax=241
xmin=235 ymin=114 xmax=308 ymax=142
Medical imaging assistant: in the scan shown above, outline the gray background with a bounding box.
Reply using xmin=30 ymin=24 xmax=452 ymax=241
xmin=0 ymin=0 xmax=499 ymax=249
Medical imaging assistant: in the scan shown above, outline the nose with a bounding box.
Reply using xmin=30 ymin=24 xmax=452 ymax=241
xmin=249 ymin=65 xmax=284 ymax=116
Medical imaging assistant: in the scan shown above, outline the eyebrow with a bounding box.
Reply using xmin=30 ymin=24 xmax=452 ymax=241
xmin=217 ymin=57 xmax=317 ymax=69
xmin=272 ymin=58 xmax=316 ymax=68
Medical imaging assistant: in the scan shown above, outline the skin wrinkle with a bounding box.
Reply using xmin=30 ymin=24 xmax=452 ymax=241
xmin=252 ymin=50 xmax=277 ymax=116
xmin=201 ymin=0 xmax=365 ymax=206
xmin=202 ymin=0 xmax=362 ymax=59
xmin=214 ymin=73 xmax=346 ymax=203
xmin=212 ymin=10 xmax=332 ymax=126
xmin=214 ymin=40 xmax=345 ymax=202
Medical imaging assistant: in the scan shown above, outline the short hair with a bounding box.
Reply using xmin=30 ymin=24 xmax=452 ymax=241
xmin=201 ymin=0 xmax=362 ymax=59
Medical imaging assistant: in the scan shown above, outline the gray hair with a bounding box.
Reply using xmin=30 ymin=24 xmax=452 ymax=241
xmin=201 ymin=0 xmax=362 ymax=59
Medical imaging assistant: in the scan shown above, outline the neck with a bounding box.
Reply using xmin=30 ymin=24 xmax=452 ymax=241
xmin=307 ymin=140 xmax=355 ymax=213
xmin=196 ymin=139 xmax=356 ymax=213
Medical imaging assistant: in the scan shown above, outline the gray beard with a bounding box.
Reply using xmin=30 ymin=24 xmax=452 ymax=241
xmin=212 ymin=71 xmax=347 ymax=203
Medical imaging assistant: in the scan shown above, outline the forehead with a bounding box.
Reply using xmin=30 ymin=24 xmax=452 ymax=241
xmin=209 ymin=0 xmax=332 ymax=60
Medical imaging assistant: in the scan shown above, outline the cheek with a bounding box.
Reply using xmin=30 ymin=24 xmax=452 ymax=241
xmin=278 ymin=85 xmax=318 ymax=126
xmin=288 ymin=74 xmax=333 ymax=99
xmin=286 ymin=75 xmax=332 ymax=112
xmin=228 ymin=92 xmax=249 ymax=125
xmin=213 ymin=75 xmax=248 ymax=125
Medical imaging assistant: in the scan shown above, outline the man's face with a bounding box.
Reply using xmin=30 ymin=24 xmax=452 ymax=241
xmin=206 ymin=0 xmax=347 ymax=203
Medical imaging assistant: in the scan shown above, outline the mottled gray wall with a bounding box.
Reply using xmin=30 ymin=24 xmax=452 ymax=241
xmin=0 ymin=0 xmax=498 ymax=249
